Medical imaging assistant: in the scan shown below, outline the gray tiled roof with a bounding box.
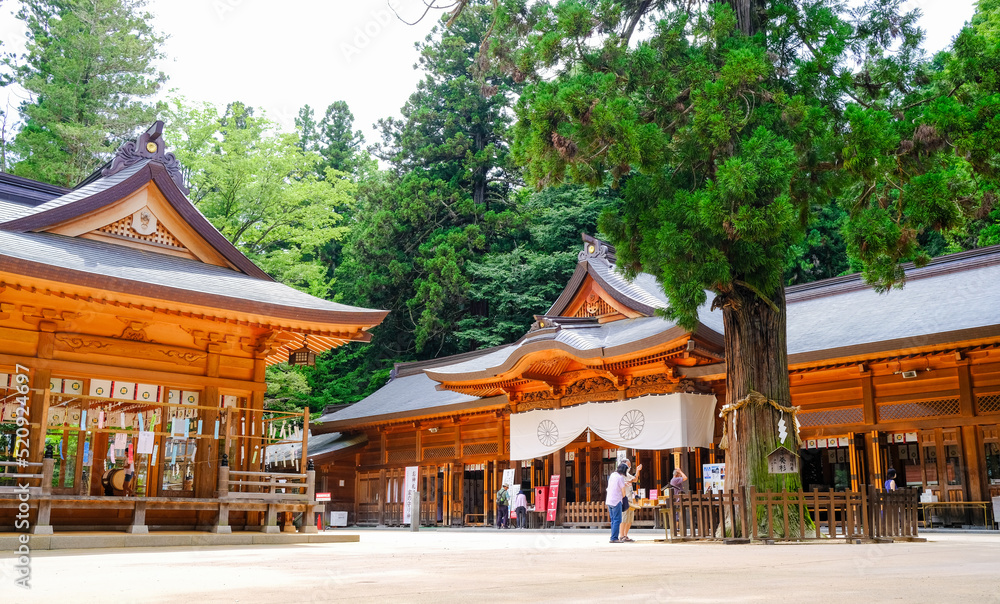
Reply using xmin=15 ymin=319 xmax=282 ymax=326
xmin=787 ymin=257 xmax=1000 ymax=357
xmin=427 ymin=315 xmax=694 ymax=377
xmin=588 ymin=259 xmax=668 ymax=311
xmin=0 ymin=160 xmax=151 ymax=222
xmin=265 ymin=431 xmax=368 ymax=464
xmin=0 ymin=230 xmax=379 ymax=315
xmin=0 ymin=200 xmax=33 ymax=222
xmin=315 ymin=371 xmax=496 ymax=430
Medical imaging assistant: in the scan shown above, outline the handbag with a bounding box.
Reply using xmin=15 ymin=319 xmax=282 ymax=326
xmin=620 ymin=496 xmax=629 ymax=512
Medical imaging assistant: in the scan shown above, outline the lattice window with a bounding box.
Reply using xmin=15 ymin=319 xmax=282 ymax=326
xmin=796 ymin=407 xmax=864 ymax=427
xmin=97 ymin=215 xmax=185 ymax=249
xmin=977 ymin=393 xmax=1000 ymax=415
xmin=386 ymin=449 xmax=416 ymax=464
xmin=462 ymin=442 xmax=498 ymax=457
xmin=574 ymin=293 xmax=615 ymax=318
xmin=877 ymin=398 xmax=960 ymax=422
xmin=424 ymin=445 xmax=455 ymax=459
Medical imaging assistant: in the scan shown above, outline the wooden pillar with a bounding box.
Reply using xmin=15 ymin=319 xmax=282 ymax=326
xmin=848 ymin=433 xmax=863 ymax=491
xmin=195 ymin=380 xmax=220 ymax=528
xmin=377 ymin=468 xmax=386 ymax=526
xmin=961 ymin=425 xmax=984 ymax=502
xmin=867 ymin=430 xmax=884 ymax=488
xmin=90 ymin=431 xmax=109 ymax=495
xmin=27 ymin=330 xmax=54 ymax=466
xmin=861 ymin=368 xmax=875 ymax=425
xmin=956 ymin=357 xmax=975 ymax=417
xmin=956 ymin=357 xmax=984 ymax=501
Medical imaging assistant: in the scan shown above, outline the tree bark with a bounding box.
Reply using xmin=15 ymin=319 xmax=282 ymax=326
xmin=725 ymin=0 xmax=767 ymax=36
xmin=721 ymin=285 xmax=807 ymax=536
xmin=722 ymin=285 xmax=802 ymax=491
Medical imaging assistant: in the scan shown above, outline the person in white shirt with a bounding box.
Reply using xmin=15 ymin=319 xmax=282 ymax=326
xmin=605 ymin=463 xmax=628 ymax=543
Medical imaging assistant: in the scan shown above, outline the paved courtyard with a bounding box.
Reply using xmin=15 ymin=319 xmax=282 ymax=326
xmin=2 ymin=528 xmax=999 ymax=603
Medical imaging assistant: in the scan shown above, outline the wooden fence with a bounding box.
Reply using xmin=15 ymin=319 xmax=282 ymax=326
xmin=563 ymin=501 xmax=658 ymax=528
xmin=662 ymin=487 xmax=921 ymax=542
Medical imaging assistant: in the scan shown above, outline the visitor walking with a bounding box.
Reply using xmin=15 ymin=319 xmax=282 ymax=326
xmin=606 ymin=463 xmax=628 ymax=543
xmin=495 ymin=484 xmax=510 ymax=529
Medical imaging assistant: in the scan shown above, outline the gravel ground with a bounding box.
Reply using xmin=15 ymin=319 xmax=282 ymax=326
xmin=2 ymin=528 xmax=999 ymax=603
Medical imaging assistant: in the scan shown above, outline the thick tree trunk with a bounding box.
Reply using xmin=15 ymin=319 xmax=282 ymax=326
xmin=725 ymin=0 xmax=767 ymax=36
xmin=722 ymin=285 xmax=801 ymax=490
xmin=720 ymin=285 xmax=807 ymax=537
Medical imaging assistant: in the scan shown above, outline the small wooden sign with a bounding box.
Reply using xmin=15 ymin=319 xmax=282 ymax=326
xmin=767 ymin=446 xmax=799 ymax=474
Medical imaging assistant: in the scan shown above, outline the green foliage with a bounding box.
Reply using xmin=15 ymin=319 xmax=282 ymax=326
xmin=455 ymin=185 xmax=609 ymax=348
xmin=297 ymin=101 xmax=367 ymax=176
xmin=10 ymin=0 xmax=167 ymax=186
xmin=499 ymin=0 xmax=993 ymax=313
xmin=264 ymin=365 xmax=313 ymax=414
xmin=337 ymin=3 xmax=521 ymax=358
xmin=164 ymin=99 xmax=355 ymax=298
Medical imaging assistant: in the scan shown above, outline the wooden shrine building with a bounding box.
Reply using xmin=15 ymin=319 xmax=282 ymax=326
xmin=0 ymin=122 xmax=387 ymax=532
xmin=311 ymin=235 xmax=1000 ymax=527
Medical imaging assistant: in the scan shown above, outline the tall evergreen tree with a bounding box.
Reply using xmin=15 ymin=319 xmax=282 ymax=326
xmin=497 ymin=0 xmax=978 ymax=508
xmin=10 ymin=0 xmax=167 ymax=186
xmin=338 ymin=3 xmax=520 ymax=359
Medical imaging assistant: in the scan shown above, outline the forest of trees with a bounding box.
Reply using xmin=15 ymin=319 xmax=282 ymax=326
xmin=3 ymin=0 xmax=1000 ymax=489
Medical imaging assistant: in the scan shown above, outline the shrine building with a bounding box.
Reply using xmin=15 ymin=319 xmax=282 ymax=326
xmin=308 ymin=235 xmax=1000 ymax=528
xmin=0 ymin=122 xmax=386 ymax=532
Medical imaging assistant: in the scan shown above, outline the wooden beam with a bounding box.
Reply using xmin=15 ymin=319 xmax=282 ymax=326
xmin=0 ymin=352 xmax=267 ymax=392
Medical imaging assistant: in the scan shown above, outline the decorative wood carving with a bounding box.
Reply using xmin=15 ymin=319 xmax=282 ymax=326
xmin=102 ymin=121 xmax=189 ymax=194
xmin=625 ymin=373 xmax=710 ymax=398
xmin=561 ymin=376 xmax=619 ymax=407
xmin=54 ymin=332 xmax=207 ymax=366
xmin=57 ymin=335 xmax=113 ymax=352
xmin=516 ymin=398 xmax=559 ymax=412
xmin=119 ymin=320 xmax=150 ymax=342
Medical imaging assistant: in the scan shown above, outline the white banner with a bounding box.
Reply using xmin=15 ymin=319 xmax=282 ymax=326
xmin=510 ymin=393 xmax=716 ymax=460
xmin=502 ymin=467 xmax=517 ymax=520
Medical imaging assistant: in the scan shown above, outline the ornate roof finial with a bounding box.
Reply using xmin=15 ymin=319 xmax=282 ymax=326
xmin=578 ymin=234 xmax=617 ymax=264
xmin=102 ymin=121 xmax=189 ymax=194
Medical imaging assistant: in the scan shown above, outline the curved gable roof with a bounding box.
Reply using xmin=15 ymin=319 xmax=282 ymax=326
xmin=0 ymin=160 xmax=271 ymax=280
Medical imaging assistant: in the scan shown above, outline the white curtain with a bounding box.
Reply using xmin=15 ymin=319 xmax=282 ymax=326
xmin=509 ymin=393 xmax=717 ymax=461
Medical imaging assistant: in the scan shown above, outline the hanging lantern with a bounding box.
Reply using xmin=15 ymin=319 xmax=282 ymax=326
xmin=287 ymin=344 xmax=315 ymax=367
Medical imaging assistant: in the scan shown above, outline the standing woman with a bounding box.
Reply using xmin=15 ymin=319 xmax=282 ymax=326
xmin=606 ymin=462 xmax=628 ymax=543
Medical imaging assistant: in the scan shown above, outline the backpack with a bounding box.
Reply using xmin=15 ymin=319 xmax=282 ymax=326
xmin=496 ymin=489 xmax=509 ymax=505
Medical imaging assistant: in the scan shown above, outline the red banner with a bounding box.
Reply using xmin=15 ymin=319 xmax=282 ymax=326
xmin=546 ymin=474 xmax=561 ymax=522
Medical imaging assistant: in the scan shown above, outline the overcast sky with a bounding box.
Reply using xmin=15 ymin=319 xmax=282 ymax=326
xmin=0 ymin=0 xmax=980 ymax=146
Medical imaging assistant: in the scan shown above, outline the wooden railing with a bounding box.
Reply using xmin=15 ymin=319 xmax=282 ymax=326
xmin=563 ymin=501 xmax=658 ymax=528
xmin=662 ymin=487 xmax=922 ymax=542
xmin=0 ymin=458 xmax=52 ymax=496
